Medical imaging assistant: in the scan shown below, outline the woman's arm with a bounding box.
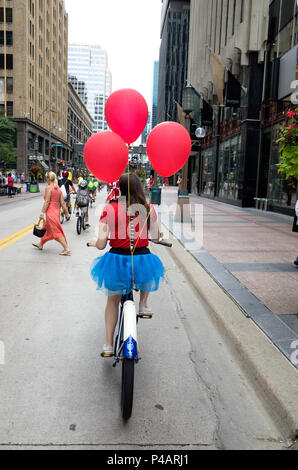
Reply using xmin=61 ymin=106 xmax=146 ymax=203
xmin=60 ymin=193 xmax=70 ymax=218
xmin=149 ymin=218 xmax=160 ymax=243
xmin=40 ymin=186 xmax=52 ymax=216
xmin=88 ymin=222 xmax=109 ymax=250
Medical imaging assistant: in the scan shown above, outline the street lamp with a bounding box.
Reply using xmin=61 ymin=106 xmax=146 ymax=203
xmin=174 ymin=84 xmax=196 ymax=222
xmin=181 ymin=84 xmax=196 ymax=193
xmin=195 ymin=127 xmax=206 ymax=194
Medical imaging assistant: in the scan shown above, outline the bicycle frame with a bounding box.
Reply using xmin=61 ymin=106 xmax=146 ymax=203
xmin=114 ymin=291 xmax=138 ymax=365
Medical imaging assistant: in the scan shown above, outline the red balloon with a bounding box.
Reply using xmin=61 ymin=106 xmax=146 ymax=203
xmin=147 ymin=122 xmax=192 ymax=177
xmin=84 ymin=131 xmax=128 ymax=183
xmin=105 ymin=89 xmax=148 ymax=144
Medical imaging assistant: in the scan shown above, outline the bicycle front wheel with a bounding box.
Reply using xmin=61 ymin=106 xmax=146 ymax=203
xmin=76 ymin=216 xmax=82 ymax=235
xmin=121 ymin=358 xmax=134 ymax=420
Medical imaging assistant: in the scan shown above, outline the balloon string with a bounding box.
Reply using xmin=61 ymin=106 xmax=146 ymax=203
xmin=127 ymin=145 xmax=135 ymax=290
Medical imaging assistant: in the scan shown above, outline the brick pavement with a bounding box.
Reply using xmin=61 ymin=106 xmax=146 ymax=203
xmin=159 ymin=187 xmax=298 ymax=334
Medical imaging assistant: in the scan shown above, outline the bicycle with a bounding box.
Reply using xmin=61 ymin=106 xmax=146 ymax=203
xmin=87 ymin=238 xmax=172 ymax=420
xmin=76 ymin=206 xmax=86 ymax=234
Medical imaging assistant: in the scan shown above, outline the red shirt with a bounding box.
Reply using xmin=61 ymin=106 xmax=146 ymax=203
xmin=7 ymin=177 xmax=13 ymax=187
xmin=100 ymin=202 xmax=158 ymax=249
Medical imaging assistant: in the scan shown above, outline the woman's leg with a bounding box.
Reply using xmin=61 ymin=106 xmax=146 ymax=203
xmin=105 ymin=295 xmax=122 ymax=346
xmin=57 ymin=236 xmax=70 ymax=254
xmin=140 ymin=291 xmax=149 ymax=308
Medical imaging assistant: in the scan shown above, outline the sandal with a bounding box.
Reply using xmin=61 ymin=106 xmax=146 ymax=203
xmin=59 ymin=251 xmax=71 ymax=256
xmin=32 ymin=243 xmax=43 ymax=251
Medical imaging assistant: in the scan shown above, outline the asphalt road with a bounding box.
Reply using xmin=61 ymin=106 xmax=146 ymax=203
xmin=0 ymin=188 xmax=292 ymax=450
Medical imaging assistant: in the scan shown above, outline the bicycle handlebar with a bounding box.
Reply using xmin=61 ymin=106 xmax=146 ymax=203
xmin=87 ymin=239 xmax=172 ymax=248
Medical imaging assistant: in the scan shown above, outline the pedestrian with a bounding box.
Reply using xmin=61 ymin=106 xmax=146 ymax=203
xmin=88 ymin=173 xmax=164 ymax=355
xmin=7 ymin=173 xmax=14 ymax=198
xmin=32 ymin=171 xmax=71 ymax=256
xmin=293 ymin=199 xmax=298 ymax=267
xmin=177 ymin=175 xmax=182 ymax=191
xmin=21 ymin=172 xmax=25 ymax=187
xmin=286 ymin=178 xmax=296 ymax=206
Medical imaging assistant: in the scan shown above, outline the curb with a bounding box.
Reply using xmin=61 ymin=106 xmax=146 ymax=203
xmin=163 ymin=225 xmax=298 ymax=439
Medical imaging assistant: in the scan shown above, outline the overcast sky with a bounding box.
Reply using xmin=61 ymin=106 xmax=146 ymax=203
xmin=64 ymin=0 xmax=162 ymax=110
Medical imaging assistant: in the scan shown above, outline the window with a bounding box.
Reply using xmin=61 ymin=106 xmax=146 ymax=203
xmin=232 ymin=0 xmax=236 ymax=35
xmin=225 ymin=0 xmax=230 ymax=45
xmin=0 ymin=8 xmax=12 ymax=23
xmin=4 ymin=77 xmax=13 ymax=94
xmin=0 ymin=54 xmax=13 ymax=69
xmin=7 ymin=101 xmax=13 ymax=116
xmin=240 ymin=0 xmax=244 ymax=23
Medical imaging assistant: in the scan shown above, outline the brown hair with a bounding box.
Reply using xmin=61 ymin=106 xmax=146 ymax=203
xmin=119 ymin=173 xmax=150 ymax=220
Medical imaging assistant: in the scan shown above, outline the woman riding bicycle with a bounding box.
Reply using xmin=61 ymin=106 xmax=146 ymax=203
xmin=88 ymin=173 xmax=164 ymax=356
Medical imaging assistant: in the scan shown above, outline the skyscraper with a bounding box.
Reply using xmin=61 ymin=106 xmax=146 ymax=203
xmin=68 ymin=44 xmax=112 ymax=133
xmin=151 ymin=61 xmax=159 ymax=130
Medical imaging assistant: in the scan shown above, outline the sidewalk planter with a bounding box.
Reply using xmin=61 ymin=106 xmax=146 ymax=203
xmin=29 ymin=183 xmax=38 ymax=193
xmin=150 ymin=186 xmax=162 ymax=205
xmin=175 ymin=189 xmax=192 ymax=223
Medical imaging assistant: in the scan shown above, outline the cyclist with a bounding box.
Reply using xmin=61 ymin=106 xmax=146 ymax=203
xmin=88 ymin=173 xmax=164 ymax=356
xmin=88 ymin=178 xmax=96 ymax=203
xmin=58 ymin=171 xmax=77 ymax=214
xmin=75 ymin=179 xmax=90 ymax=227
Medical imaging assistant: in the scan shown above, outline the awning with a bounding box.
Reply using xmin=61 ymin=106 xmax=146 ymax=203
xmin=40 ymin=161 xmax=49 ymax=171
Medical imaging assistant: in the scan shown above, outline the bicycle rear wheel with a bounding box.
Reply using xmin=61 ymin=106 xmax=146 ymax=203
xmin=121 ymin=358 xmax=134 ymax=420
xmin=76 ymin=216 xmax=82 ymax=234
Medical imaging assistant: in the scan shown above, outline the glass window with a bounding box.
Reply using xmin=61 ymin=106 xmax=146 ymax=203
xmin=202 ymin=148 xmax=215 ymax=196
xmin=280 ymin=0 xmax=295 ymax=30
xmin=279 ymin=20 xmax=293 ymax=56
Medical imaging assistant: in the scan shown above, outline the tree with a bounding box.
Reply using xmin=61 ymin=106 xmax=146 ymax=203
xmin=0 ymin=111 xmax=17 ymax=164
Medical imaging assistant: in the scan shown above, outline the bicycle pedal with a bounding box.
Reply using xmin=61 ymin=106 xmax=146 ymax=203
xmin=137 ymin=314 xmax=153 ymax=319
xmin=101 ymin=352 xmax=114 ymax=358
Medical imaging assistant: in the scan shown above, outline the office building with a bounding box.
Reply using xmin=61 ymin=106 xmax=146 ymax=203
xmin=151 ymin=61 xmax=159 ymax=129
xmin=258 ymin=0 xmax=298 ymax=214
xmin=67 ymin=80 xmax=93 ymax=174
xmin=68 ymin=43 xmax=112 ymax=133
xmin=0 ymin=0 xmax=69 ymax=175
xmin=157 ymin=0 xmax=190 ymax=125
xmin=187 ymin=0 xmax=269 ymax=207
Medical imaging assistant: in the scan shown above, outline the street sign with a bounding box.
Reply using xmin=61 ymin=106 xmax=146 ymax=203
xmin=29 ymin=155 xmax=44 ymax=161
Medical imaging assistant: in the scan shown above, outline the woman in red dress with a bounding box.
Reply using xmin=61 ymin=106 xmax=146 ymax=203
xmin=32 ymin=171 xmax=71 ymax=255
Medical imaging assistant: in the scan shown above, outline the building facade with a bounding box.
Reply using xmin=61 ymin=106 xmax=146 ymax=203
xmin=151 ymin=60 xmax=159 ymax=130
xmin=67 ymin=80 xmax=93 ymax=175
xmin=157 ymin=0 xmax=190 ymax=125
xmin=187 ymin=0 xmax=269 ymax=207
xmin=258 ymin=0 xmax=298 ymax=214
xmin=68 ymin=43 xmax=112 ymax=134
xmin=0 ymin=0 xmax=69 ymax=176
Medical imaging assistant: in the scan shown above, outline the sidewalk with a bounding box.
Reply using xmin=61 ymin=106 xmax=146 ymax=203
xmin=0 ymin=183 xmax=47 ymax=206
xmin=158 ymin=187 xmax=298 ymax=369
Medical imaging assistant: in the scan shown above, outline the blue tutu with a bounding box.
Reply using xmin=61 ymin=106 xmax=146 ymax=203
xmin=91 ymin=251 xmax=164 ymax=296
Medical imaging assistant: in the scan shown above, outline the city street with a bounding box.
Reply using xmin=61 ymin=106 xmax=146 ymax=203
xmin=0 ymin=187 xmax=294 ymax=450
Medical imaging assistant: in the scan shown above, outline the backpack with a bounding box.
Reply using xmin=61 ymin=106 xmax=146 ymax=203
xmin=76 ymin=189 xmax=89 ymax=207
xmin=60 ymin=184 xmax=67 ymax=200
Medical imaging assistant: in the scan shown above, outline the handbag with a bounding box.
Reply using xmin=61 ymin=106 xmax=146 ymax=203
xmin=33 ymin=217 xmax=47 ymax=238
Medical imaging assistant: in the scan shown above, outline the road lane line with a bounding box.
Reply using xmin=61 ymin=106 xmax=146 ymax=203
xmin=0 ymin=228 xmax=34 ymax=251
xmin=0 ymin=224 xmax=34 ymax=246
